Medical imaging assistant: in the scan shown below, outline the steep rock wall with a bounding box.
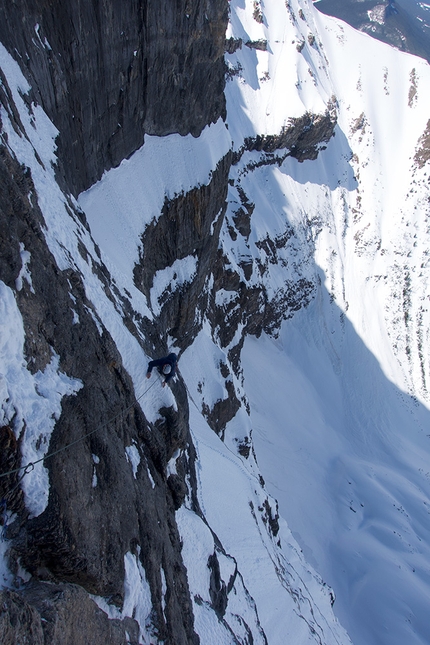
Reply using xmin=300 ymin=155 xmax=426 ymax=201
xmin=0 ymin=0 xmax=228 ymax=195
xmin=134 ymin=151 xmax=232 ymax=351
xmin=0 ymin=5 xmax=264 ymax=640
xmin=232 ymin=107 xmax=337 ymax=165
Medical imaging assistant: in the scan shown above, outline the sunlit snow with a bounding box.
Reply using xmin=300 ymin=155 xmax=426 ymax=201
xmin=78 ymin=119 xmax=232 ymax=285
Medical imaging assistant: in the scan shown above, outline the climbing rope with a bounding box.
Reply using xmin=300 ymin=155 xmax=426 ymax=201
xmin=0 ymin=376 xmax=160 ymax=540
xmin=184 ymin=381 xmax=200 ymax=414
xmin=0 ymin=377 xmax=159 ymax=482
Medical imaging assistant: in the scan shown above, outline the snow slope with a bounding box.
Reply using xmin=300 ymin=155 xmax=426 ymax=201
xmin=78 ymin=119 xmax=231 ymax=287
xmin=222 ymin=1 xmax=430 ymax=644
xmin=180 ymin=336 xmax=351 ymax=645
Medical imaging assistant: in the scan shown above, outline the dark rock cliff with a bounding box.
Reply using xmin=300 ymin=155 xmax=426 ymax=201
xmin=134 ymin=150 xmax=232 ymax=351
xmin=232 ymin=107 xmax=337 ymax=166
xmin=0 ymin=0 xmax=228 ymax=196
xmin=0 ymin=1 xmax=231 ymax=642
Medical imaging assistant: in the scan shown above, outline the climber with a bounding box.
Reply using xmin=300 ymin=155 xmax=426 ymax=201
xmin=146 ymin=353 xmax=177 ymax=387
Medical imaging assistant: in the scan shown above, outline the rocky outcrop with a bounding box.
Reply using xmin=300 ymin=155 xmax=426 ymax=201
xmin=414 ymin=119 xmax=430 ymax=168
xmin=0 ymin=584 xmax=131 ymax=645
xmin=134 ymin=151 xmax=232 ymax=351
xmin=0 ymin=589 xmax=45 ymax=645
xmin=208 ymin=258 xmax=314 ymax=379
xmin=0 ymin=0 xmax=228 ymax=196
xmin=232 ymin=106 xmax=337 ymax=166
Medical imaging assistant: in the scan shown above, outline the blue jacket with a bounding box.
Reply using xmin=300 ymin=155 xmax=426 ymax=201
xmin=147 ymin=353 xmax=177 ymax=383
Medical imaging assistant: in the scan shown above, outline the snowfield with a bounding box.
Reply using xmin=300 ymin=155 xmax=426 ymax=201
xmin=225 ymin=1 xmax=430 ymax=644
xmin=78 ymin=119 xmax=231 ymax=287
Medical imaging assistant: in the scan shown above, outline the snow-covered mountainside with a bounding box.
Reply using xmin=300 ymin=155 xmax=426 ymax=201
xmin=225 ymin=4 xmax=430 ymax=644
xmin=1 ymin=1 xmax=430 ymax=644
xmin=315 ymin=0 xmax=430 ymax=63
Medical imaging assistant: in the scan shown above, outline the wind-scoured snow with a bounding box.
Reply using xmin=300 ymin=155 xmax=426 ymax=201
xmin=182 ymin=323 xmax=231 ymax=410
xmin=226 ymin=0 xmax=332 ymax=149
xmin=185 ymin=399 xmax=351 ymax=645
xmin=243 ymin=299 xmax=430 ymax=645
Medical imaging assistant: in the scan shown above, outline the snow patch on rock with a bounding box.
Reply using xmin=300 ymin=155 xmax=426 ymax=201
xmin=0 ymin=282 xmax=82 ymax=517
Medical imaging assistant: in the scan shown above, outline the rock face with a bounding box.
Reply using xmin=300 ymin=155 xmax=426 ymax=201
xmin=0 ymin=0 xmax=228 ymax=196
xmin=0 ymin=589 xmax=45 ymax=645
xmin=0 ymin=1 xmax=342 ymax=643
xmin=134 ymin=151 xmax=232 ymax=351
xmin=233 ymin=107 xmax=337 ymax=165
xmin=0 ymin=135 xmax=198 ymax=644
xmin=0 ymin=584 xmax=132 ymax=645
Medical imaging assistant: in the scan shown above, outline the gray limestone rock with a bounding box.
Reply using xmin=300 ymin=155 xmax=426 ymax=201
xmin=233 ymin=107 xmax=338 ymax=165
xmin=134 ymin=151 xmax=232 ymax=351
xmin=0 ymin=589 xmax=45 ymax=645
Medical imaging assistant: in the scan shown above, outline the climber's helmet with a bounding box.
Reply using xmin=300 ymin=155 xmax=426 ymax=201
xmin=163 ymin=364 xmax=172 ymax=375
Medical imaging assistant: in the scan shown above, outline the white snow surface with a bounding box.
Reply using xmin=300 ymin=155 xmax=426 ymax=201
xmin=223 ymin=1 xmax=430 ymax=644
xmin=15 ymin=243 xmax=34 ymax=293
xmin=225 ymin=0 xmax=332 ymax=149
xmin=78 ymin=119 xmax=231 ymax=286
xmin=125 ymin=444 xmax=141 ymax=479
xmin=92 ymin=550 xmax=154 ymax=643
xmin=176 ymin=505 xmax=268 ymax=645
xmin=180 ymin=340 xmax=351 ymax=645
